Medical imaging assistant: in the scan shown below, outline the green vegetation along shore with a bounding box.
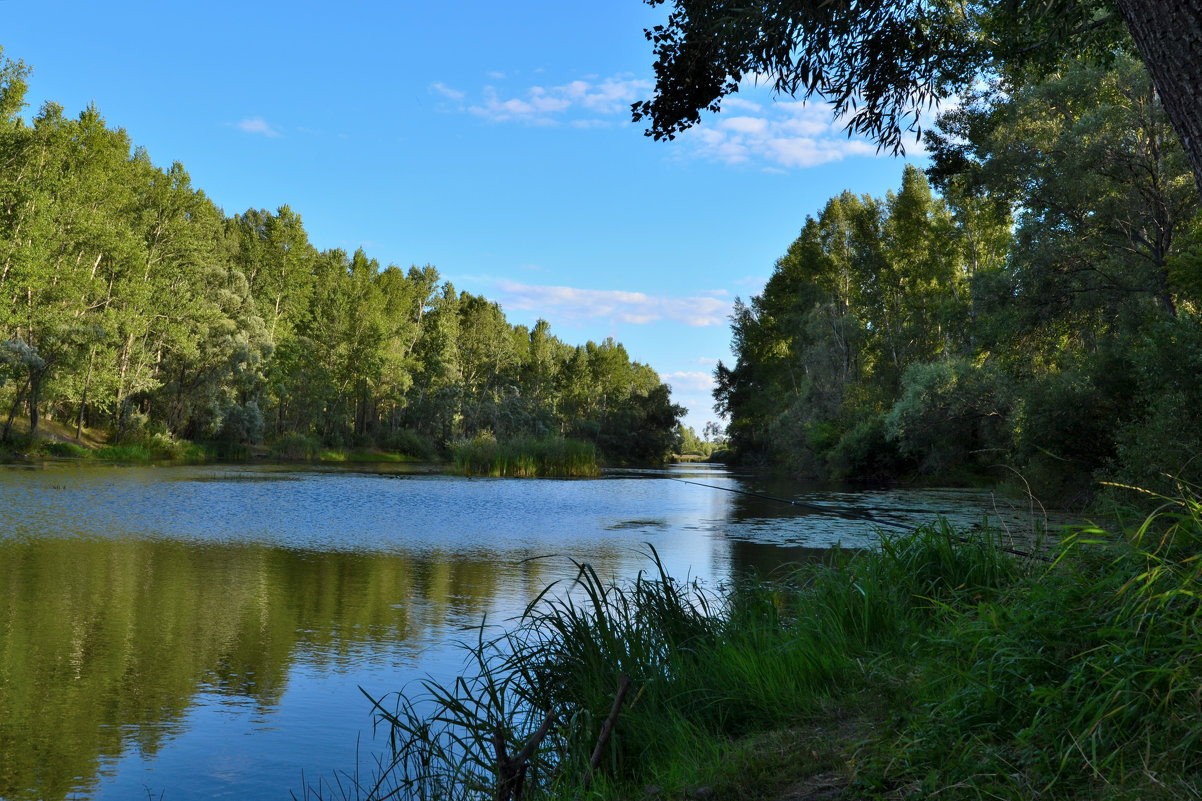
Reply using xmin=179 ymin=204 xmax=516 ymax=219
xmin=0 ymin=47 xmax=684 ymax=470
xmin=303 ymin=488 xmax=1202 ymax=801
xmin=0 ymin=417 xmax=616 ymax=477
xmin=713 ymin=52 xmax=1202 ymax=508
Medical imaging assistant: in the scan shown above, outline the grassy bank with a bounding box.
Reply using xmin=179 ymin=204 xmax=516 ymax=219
xmin=1 ymin=420 xmax=432 ymax=465
xmin=452 ymin=434 xmax=601 ymax=478
xmin=309 ymin=490 xmax=1202 ymax=801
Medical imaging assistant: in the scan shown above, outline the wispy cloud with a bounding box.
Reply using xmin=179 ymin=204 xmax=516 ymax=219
xmin=430 ymin=82 xmax=465 ymax=101
xmin=660 ymin=371 xmax=715 ymax=393
xmin=434 ymin=71 xmax=905 ymax=171
xmin=431 ymin=73 xmax=652 ymax=126
xmin=237 ymin=117 xmax=281 ymax=138
xmin=494 ymin=280 xmax=730 ymax=327
xmin=733 ymin=274 xmax=769 ymax=291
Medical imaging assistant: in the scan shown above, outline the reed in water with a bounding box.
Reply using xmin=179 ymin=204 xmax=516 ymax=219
xmin=452 ymin=434 xmax=600 ymax=478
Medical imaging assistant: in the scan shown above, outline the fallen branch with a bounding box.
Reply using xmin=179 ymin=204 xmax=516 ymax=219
xmin=582 ymin=673 xmax=633 ymax=790
xmin=494 ymin=708 xmax=556 ymax=801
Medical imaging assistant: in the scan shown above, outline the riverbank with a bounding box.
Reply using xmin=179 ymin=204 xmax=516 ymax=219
xmin=3 ymin=420 xmax=606 ymax=476
xmin=331 ymin=490 xmax=1202 ymax=801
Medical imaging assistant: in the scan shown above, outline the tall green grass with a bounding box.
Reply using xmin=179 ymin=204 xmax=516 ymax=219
xmin=873 ymin=490 xmax=1202 ymax=800
xmin=306 ymin=521 xmax=1026 ymax=801
xmin=304 ymin=499 xmax=1202 ymax=801
xmin=38 ymin=440 xmax=90 ymax=458
xmin=94 ymin=433 xmax=209 ymax=462
xmin=452 ymin=435 xmax=600 ymax=478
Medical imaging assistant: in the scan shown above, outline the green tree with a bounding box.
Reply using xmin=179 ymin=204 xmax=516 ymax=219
xmin=714 ymin=168 xmax=978 ymax=472
xmin=633 ymin=0 xmax=1202 ymax=197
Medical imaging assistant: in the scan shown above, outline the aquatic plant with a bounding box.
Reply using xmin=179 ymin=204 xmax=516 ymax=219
xmin=452 ymin=435 xmax=600 ymax=478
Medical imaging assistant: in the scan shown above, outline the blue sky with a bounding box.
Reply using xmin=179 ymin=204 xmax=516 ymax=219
xmin=5 ymin=1 xmax=923 ymax=432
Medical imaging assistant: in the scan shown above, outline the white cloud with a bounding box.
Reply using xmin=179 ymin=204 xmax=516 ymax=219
xmin=734 ymin=274 xmax=769 ymax=290
xmin=720 ymin=115 xmax=770 ymax=136
xmin=237 ymin=117 xmax=280 ymax=137
xmin=494 ymin=281 xmax=730 ymax=327
xmin=444 ymin=73 xmax=651 ymax=125
xmin=722 ymin=97 xmax=764 ymax=113
xmin=436 ymin=69 xmax=902 ymax=171
xmin=681 ymin=90 xmax=896 ymax=170
xmin=660 ymin=371 xmax=716 ymax=393
xmin=430 ymin=82 xmax=466 ymax=101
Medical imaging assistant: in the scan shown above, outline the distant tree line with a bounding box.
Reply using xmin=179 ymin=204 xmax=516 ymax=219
xmin=715 ymin=53 xmax=1202 ymax=504
xmin=0 ymin=49 xmax=683 ymax=462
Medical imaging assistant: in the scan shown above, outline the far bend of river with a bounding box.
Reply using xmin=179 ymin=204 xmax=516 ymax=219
xmin=0 ymin=462 xmax=1059 ymax=801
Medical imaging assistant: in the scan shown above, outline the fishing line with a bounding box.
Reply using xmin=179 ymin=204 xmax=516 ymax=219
xmin=669 ymin=476 xmax=1052 ymax=562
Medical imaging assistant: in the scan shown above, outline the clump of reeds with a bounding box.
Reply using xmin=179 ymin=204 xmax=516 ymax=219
xmin=452 ymin=434 xmax=600 ymax=478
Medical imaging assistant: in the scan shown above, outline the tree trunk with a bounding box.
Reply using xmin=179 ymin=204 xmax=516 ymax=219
xmin=3 ymin=377 xmax=29 ymax=441
xmin=1116 ymin=0 xmax=1202 ymax=199
xmin=114 ymin=331 xmax=134 ymax=429
xmin=27 ymin=370 xmax=42 ymax=437
xmin=76 ymin=346 xmax=96 ymax=440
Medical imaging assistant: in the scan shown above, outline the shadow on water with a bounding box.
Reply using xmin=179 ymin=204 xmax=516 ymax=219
xmin=726 ymin=538 xmax=848 ymax=579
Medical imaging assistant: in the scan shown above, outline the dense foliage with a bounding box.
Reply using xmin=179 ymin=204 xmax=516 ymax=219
xmin=0 ymin=49 xmax=683 ymax=463
xmin=716 ymin=54 xmax=1202 ymax=504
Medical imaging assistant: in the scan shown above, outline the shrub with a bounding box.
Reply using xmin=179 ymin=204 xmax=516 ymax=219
xmin=885 ymin=358 xmax=1012 ymax=474
xmin=144 ymin=432 xmax=190 ymax=460
xmin=271 ymin=432 xmax=322 ymax=461
xmin=217 ymin=401 xmax=264 ymax=445
xmin=381 ymin=427 xmax=436 ymax=460
xmin=826 ymin=414 xmax=908 ymax=481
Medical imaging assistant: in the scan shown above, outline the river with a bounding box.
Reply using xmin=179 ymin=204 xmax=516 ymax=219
xmin=0 ymin=462 xmax=1049 ymax=800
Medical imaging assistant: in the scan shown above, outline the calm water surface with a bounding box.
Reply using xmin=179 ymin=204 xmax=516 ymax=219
xmin=0 ymin=463 xmax=1049 ymax=800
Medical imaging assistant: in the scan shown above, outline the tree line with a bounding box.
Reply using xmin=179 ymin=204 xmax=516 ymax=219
xmin=0 ymin=49 xmax=683 ymax=462
xmin=714 ymin=52 xmax=1202 ymax=504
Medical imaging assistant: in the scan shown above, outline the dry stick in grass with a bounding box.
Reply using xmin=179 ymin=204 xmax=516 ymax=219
xmin=494 ymin=709 xmax=556 ymax=801
xmin=582 ymin=673 xmax=633 ymax=791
